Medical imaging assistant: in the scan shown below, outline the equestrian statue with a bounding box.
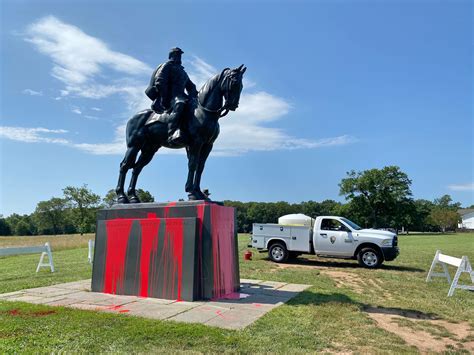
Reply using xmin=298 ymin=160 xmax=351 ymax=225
xmin=115 ymin=47 xmax=246 ymax=203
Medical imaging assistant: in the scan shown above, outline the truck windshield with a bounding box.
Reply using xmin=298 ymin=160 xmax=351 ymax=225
xmin=341 ymin=218 xmax=362 ymax=230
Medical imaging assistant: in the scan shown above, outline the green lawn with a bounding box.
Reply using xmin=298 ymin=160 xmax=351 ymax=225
xmin=0 ymin=233 xmax=473 ymax=353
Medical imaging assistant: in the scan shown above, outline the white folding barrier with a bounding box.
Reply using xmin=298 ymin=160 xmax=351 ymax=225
xmin=0 ymin=242 xmax=54 ymax=273
xmin=88 ymin=239 xmax=95 ymax=264
xmin=426 ymin=250 xmax=474 ymax=296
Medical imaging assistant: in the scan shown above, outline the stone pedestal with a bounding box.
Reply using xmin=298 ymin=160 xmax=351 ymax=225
xmin=91 ymin=201 xmax=239 ymax=301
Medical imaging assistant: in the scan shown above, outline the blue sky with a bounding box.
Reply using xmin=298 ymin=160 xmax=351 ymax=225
xmin=1 ymin=0 xmax=472 ymax=216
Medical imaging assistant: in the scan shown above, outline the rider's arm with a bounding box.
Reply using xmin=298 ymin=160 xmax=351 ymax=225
xmin=185 ymin=77 xmax=198 ymax=98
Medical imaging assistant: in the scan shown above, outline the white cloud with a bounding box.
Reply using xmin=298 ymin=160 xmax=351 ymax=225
xmin=91 ymin=107 xmax=102 ymax=111
xmin=0 ymin=126 xmax=69 ymax=144
xmin=24 ymin=15 xmax=151 ymax=111
xmin=22 ymin=89 xmax=43 ymax=96
xmin=25 ymin=16 xmax=150 ymax=86
xmin=71 ymin=107 xmax=82 ymax=115
xmin=0 ymin=125 xmax=125 ymax=155
xmin=448 ymin=183 xmax=474 ymax=191
xmin=15 ymin=16 xmax=356 ymax=156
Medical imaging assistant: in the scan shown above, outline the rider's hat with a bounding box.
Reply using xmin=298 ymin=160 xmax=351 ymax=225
xmin=169 ymin=47 xmax=184 ymax=56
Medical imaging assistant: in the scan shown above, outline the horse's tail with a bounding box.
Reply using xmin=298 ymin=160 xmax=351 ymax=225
xmin=125 ymin=109 xmax=153 ymax=147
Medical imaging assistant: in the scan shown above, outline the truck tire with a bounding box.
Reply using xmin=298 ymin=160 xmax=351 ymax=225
xmin=357 ymin=247 xmax=382 ymax=268
xmin=268 ymin=242 xmax=289 ymax=263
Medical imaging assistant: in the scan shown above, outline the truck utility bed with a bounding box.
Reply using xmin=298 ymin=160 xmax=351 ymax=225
xmin=252 ymin=223 xmax=311 ymax=253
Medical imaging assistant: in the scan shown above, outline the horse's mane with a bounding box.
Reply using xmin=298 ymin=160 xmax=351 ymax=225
xmin=198 ymin=68 xmax=229 ymax=100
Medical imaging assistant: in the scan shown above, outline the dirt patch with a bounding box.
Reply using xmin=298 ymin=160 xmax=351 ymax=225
xmin=3 ymin=309 xmax=57 ymax=317
xmin=322 ymin=270 xmax=367 ymax=293
xmin=320 ymin=270 xmax=394 ymax=300
xmin=275 ymin=263 xmax=316 ymax=270
xmin=364 ymin=306 xmax=474 ymax=353
xmin=276 ymin=264 xmax=394 ymax=299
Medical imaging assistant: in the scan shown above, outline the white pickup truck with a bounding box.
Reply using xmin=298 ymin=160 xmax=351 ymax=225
xmin=250 ymin=215 xmax=399 ymax=268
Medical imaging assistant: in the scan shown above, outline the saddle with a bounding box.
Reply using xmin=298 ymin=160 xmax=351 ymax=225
xmin=145 ymin=111 xmax=171 ymax=126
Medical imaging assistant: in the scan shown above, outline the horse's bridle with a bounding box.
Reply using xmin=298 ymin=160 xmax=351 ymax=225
xmin=197 ymin=71 xmax=231 ymax=118
xmin=198 ymin=101 xmax=229 ymax=118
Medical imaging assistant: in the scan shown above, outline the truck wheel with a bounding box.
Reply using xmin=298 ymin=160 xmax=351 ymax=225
xmin=268 ymin=242 xmax=289 ymax=263
xmin=357 ymin=247 xmax=382 ymax=268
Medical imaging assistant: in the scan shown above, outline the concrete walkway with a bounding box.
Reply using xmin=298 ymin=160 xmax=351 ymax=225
xmin=0 ymin=279 xmax=310 ymax=329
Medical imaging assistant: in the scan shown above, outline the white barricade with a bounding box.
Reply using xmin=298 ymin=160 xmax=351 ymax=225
xmin=426 ymin=250 xmax=474 ymax=296
xmin=0 ymin=242 xmax=54 ymax=273
xmin=88 ymin=239 xmax=95 ymax=264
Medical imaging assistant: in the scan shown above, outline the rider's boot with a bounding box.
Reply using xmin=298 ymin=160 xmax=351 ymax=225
xmin=167 ymin=114 xmax=185 ymax=146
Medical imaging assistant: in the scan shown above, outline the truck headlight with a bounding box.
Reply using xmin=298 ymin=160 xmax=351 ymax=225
xmin=382 ymin=239 xmax=393 ymax=246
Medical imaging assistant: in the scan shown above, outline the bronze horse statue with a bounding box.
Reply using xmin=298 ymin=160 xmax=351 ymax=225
xmin=115 ymin=65 xmax=246 ymax=203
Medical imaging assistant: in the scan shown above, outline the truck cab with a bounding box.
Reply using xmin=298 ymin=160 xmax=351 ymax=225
xmin=251 ymin=215 xmax=399 ymax=268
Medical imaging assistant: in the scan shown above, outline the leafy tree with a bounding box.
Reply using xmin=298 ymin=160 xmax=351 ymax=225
xmin=5 ymin=214 xmax=36 ymax=235
xmin=339 ymin=166 xmax=413 ymax=228
xmin=410 ymin=199 xmax=436 ymax=232
xmin=0 ymin=216 xmax=11 ymax=236
xmin=433 ymin=195 xmax=461 ymax=211
xmin=63 ymin=185 xmax=101 ymax=235
xmin=428 ymin=195 xmax=461 ymax=232
xmin=428 ymin=209 xmax=459 ymax=233
xmin=103 ymin=188 xmax=155 ymax=207
xmin=33 ymin=197 xmax=70 ymax=235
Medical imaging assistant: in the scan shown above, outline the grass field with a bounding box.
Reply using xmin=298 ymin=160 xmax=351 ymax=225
xmin=0 ymin=233 xmax=473 ymax=353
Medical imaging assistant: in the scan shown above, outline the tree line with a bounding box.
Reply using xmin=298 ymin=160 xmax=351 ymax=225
xmin=0 ymin=166 xmax=468 ymax=236
xmin=0 ymin=186 xmax=154 ymax=236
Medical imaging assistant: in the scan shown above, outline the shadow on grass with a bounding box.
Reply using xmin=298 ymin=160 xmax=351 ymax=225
xmin=289 ymin=290 xmax=439 ymax=320
xmin=270 ymin=257 xmax=424 ymax=273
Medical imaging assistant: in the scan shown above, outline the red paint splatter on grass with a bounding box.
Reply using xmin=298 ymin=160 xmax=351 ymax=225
xmin=6 ymin=309 xmax=20 ymax=316
xmin=119 ymin=309 xmax=130 ymax=313
xmin=139 ymin=218 xmax=161 ymax=297
xmin=103 ymin=219 xmax=133 ymax=294
xmin=210 ymin=205 xmax=237 ymax=298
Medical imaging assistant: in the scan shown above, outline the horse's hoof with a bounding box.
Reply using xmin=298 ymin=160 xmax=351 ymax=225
xmin=188 ymin=193 xmax=198 ymax=201
xmin=117 ymin=195 xmax=129 ymax=204
xmin=128 ymin=196 xmax=141 ymax=204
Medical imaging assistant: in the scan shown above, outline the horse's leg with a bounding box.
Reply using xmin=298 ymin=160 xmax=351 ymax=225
xmin=193 ymin=143 xmax=213 ymax=200
xmin=115 ymin=146 xmax=140 ymax=203
xmin=127 ymin=143 xmax=160 ymax=203
xmin=185 ymin=145 xmax=202 ymax=200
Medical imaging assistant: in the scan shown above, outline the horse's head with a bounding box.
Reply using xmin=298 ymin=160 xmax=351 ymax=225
xmin=198 ymin=64 xmax=246 ymax=117
xmin=220 ymin=64 xmax=246 ymax=114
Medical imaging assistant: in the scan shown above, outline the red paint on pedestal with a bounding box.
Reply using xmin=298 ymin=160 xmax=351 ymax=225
xmin=139 ymin=218 xmax=161 ymax=297
xmin=103 ymin=219 xmax=134 ymax=294
xmin=196 ymin=203 xmax=206 ymax=295
xmin=210 ymin=205 xmax=236 ymax=298
xmin=163 ymin=202 xmax=177 ymax=218
xmin=160 ymin=218 xmax=184 ymax=300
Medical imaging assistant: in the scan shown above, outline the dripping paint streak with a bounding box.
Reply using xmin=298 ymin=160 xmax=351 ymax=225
xmin=164 ymin=218 xmax=184 ymax=300
xmin=139 ymin=219 xmax=161 ymax=297
xmin=210 ymin=205 xmax=236 ymax=299
xmin=196 ymin=203 xmax=206 ymax=297
xmin=103 ymin=219 xmax=133 ymax=294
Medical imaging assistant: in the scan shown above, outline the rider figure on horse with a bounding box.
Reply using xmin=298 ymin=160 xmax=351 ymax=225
xmin=145 ymin=47 xmax=198 ymax=144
